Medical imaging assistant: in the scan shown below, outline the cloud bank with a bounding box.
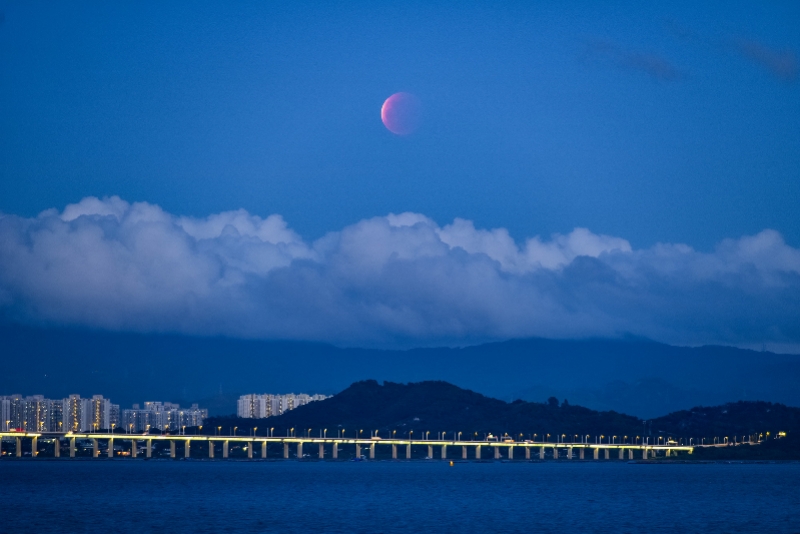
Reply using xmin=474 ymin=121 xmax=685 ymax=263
xmin=1 ymin=197 xmax=798 ymax=348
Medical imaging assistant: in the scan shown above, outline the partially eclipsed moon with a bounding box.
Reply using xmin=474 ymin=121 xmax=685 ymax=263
xmin=381 ymin=92 xmax=421 ymax=135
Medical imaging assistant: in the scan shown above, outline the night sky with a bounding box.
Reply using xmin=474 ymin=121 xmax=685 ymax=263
xmin=0 ymin=1 xmax=798 ymax=350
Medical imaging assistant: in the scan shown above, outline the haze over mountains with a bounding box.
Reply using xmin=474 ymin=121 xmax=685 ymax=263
xmin=2 ymin=324 xmax=798 ymax=418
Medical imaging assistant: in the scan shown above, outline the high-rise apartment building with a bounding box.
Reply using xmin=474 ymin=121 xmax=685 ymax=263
xmin=121 ymin=402 xmax=207 ymax=432
xmin=1 ymin=395 xmax=25 ymax=430
xmin=63 ymin=394 xmax=83 ymax=432
xmin=49 ymin=400 xmax=64 ymax=432
xmin=237 ymin=394 xmax=267 ymax=419
xmin=1 ymin=393 xmax=205 ymax=433
xmin=51 ymin=394 xmax=107 ymax=432
xmin=236 ymin=393 xmax=328 ymax=419
xmin=109 ymin=403 xmax=120 ymax=429
xmin=88 ymin=395 xmax=111 ymax=431
xmin=0 ymin=398 xmax=11 ymax=431
xmin=23 ymin=395 xmax=51 ymax=433
xmin=180 ymin=404 xmax=207 ymax=428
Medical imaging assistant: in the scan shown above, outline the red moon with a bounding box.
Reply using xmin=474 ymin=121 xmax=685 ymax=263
xmin=381 ymin=92 xmax=421 ymax=135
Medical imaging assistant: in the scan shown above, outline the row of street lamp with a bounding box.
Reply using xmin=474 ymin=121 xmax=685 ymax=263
xmin=4 ymin=420 xmax=777 ymax=445
xmin=198 ymin=427 xmax=774 ymax=446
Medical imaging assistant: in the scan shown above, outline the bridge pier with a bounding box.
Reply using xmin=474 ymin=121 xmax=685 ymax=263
xmin=0 ymin=434 xmax=695 ymax=464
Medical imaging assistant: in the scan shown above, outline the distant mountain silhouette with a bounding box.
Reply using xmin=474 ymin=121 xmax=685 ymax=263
xmin=207 ymin=380 xmax=800 ymax=443
xmin=1 ymin=323 xmax=798 ymax=418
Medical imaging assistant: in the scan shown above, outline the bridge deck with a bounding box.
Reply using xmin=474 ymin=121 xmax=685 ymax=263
xmin=0 ymin=432 xmax=695 ymax=450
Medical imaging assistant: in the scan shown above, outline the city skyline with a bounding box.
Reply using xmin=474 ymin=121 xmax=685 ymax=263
xmin=1 ymin=393 xmax=207 ymax=433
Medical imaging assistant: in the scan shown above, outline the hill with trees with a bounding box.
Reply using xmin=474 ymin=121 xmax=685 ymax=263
xmin=206 ymin=380 xmax=800 ymax=451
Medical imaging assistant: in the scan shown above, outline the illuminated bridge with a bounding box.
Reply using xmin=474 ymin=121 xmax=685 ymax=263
xmin=0 ymin=431 xmax=702 ymax=460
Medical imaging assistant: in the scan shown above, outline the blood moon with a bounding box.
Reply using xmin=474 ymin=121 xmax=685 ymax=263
xmin=381 ymin=92 xmax=421 ymax=135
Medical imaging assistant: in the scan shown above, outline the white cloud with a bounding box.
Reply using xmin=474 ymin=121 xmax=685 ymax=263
xmin=0 ymin=196 xmax=798 ymax=348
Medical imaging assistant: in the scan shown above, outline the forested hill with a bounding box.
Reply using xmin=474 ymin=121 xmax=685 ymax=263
xmin=651 ymin=401 xmax=800 ymax=437
xmin=207 ymin=380 xmax=800 ymax=440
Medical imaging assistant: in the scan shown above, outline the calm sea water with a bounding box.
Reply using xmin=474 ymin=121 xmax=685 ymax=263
xmin=1 ymin=460 xmax=799 ymax=533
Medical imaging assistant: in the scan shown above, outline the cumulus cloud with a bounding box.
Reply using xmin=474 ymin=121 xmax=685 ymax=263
xmin=0 ymin=197 xmax=798 ymax=348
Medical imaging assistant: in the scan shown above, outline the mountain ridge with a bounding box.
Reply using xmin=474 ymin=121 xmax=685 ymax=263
xmin=1 ymin=323 xmax=798 ymax=418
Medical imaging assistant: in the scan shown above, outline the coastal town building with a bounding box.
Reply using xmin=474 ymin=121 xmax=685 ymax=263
xmin=237 ymin=393 xmax=328 ymax=419
xmin=0 ymin=394 xmax=202 ymax=433
xmin=121 ymin=402 xmax=208 ymax=432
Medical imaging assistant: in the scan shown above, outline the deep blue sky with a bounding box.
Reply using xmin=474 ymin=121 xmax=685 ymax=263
xmin=0 ymin=1 xmax=799 ymax=351
xmin=1 ymin=1 xmax=797 ymax=249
